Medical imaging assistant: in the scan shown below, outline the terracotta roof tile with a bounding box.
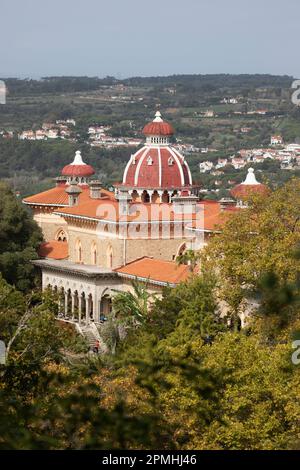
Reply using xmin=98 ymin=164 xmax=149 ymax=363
xmin=23 ymin=183 xmax=237 ymax=233
xmin=189 ymin=203 xmax=239 ymax=231
xmin=123 ymin=145 xmax=191 ymax=189
xmin=38 ymin=240 xmax=69 ymax=260
xmin=114 ymin=257 xmax=190 ymax=285
xmin=230 ymin=183 xmax=270 ymax=199
xmin=54 ymin=200 xmax=199 ymax=223
xmin=143 ymin=121 xmax=174 ymax=136
xmin=23 ymin=185 xmax=115 ymax=207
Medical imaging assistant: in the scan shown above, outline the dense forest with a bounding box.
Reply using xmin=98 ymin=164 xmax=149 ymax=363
xmin=0 ymin=139 xmax=131 ymax=194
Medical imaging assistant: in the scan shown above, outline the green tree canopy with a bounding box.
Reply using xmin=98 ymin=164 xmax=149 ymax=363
xmin=202 ymin=178 xmax=300 ymax=316
xmin=0 ymin=182 xmax=43 ymax=290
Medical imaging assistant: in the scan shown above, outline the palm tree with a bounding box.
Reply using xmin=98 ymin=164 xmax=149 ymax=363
xmin=176 ymin=249 xmax=200 ymax=272
xmin=112 ymin=279 xmax=154 ymax=327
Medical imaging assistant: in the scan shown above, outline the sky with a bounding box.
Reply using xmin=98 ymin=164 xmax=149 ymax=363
xmin=1 ymin=0 xmax=299 ymax=79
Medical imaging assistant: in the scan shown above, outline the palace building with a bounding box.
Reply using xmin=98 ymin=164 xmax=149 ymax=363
xmin=23 ymin=111 xmax=266 ymax=334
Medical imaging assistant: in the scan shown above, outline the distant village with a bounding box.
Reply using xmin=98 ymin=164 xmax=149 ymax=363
xmin=1 ymin=116 xmax=300 ymax=175
xmin=0 ymin=119 xmax=145 ymax=149
xmin=0 ymin=118 xmax=201 ymax=154
xmin=199 ymin=135 xmax=300 ymax=173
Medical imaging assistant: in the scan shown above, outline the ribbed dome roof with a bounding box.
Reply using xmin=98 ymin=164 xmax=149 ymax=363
xmin=230 ymin=168 xmax=269 ymax=199
xmin=143 ymin=111 xmax=174 ymax=136
xmin=61 ymin=151 xmax=95 ymax=177
xmin=122 ymin=145 xmax=192 ymax=189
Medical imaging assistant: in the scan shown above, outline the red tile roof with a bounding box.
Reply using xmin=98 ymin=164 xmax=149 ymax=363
xmin=230 ymin=183 xmax=269 ymax=199
xmin=54 ymin=200 xmax=199 ymax=224
xmin=123 ymin=145 xmax=191 ymax=189
xmin=38 ymin=241 xmax=69 ymax=260
xmin=143 ymin=121 xmax=174 ymax=136
xmin=61 ymin=163 xmax=95 ymax=177
xmin=53 ymin=198 xmax=238 ymax=233
xmin=23 ymin=185 xmax=115 ymax=207
xmin=188 ymin=203 xmax=239 ymax=232
xmin=23 ymin=182 xmax=237 ymax=233
xmin=114 ymin=257 xmax=190 ymax=285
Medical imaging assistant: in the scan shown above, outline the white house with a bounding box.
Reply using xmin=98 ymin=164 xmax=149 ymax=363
xmin=285 ymin=143 xmax=300 ymax=153
xmin=199 ymin=161 xmax=214 ymax=173
xmin=19 ymin=130 xmax=36 ymax=140
xmin=47 ymin=129 xmax=59 ymax=139
xmin=271 ymin=135 xmax=283 ymax=146
xmin=36 ymin=130 xmax=47 ymax=140
xmin=231 ymin=157 xmax=247 ymax=169
xmin=216 ymin=158 xmax=228 ymax=169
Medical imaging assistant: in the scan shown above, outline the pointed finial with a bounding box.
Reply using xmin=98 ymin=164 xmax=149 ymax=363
xmin=242 ymin=167 xmax=260 ymax=185
xmin=71 ymin=150 xmax=86 ymax=166
xmin=153 ymin=111 xmax=163 ymax=122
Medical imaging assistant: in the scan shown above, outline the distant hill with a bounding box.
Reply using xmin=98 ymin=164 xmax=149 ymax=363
xmin=0 ymin=74 xmax=295 ymax=96
xmin=123 ymin=73 xmax=294 ymax=89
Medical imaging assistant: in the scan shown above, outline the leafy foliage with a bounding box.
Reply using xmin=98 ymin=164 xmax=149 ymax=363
xmin=202 ymin=178 xmax=300 ymax=315
xmin=0 ymin=183 xmax=43 ymax=290
xmin=1 ymin=179 xmax=300 ymax=449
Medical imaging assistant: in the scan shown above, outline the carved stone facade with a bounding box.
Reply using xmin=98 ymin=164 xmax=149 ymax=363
xmin=36 ymin=259 xmax=165 ymax=324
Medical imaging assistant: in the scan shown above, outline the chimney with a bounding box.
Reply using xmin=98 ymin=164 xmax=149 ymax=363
xmin=115 ymin=188 xmax=132 ymax=215
xmin=55 ymin=176 xmax=67 ymax=187
xmin=171 ymin=194 xmax=199 ymax=214
xmin=219 ymin=197 xmax=236 ymax=210
xmin=89 ymin=180 xmax=102 ymax=199
xmin=65 ymin=183 xmax=82 ymax=206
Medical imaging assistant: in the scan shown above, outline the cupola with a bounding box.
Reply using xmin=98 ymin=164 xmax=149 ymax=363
xmin=61 ymin=150 xmax=95 ymax=185
xmin=230 ymin=168 xmax=269 ymax=201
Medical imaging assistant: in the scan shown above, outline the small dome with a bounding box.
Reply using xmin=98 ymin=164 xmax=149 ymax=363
xmin=62 ymin=150 xmax=95 ymax=177
xmin=143 ymin=111 xmax=174 ymax=136
xmin=230 ymin=168 xmax=269 ymax=199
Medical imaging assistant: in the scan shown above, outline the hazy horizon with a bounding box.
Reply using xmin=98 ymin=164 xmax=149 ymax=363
xmin=1 ymin=0 xmax=300 ymax=79
xmin=0 ymin=72 xmax=296 ymax=81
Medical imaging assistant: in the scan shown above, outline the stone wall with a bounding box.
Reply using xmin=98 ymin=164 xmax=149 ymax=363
xmin=66 ymin=222 xmax=196 ymax=269
xmin=33 ymin=209 xmax=68 ymax=241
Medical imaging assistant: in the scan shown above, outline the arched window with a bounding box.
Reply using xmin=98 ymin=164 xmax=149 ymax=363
xmin=151 ymin=191 xmax=159 ymax=203
xmin=162 ymin=191 xmax=170 ymax=203
xmin=168 ymin=157 xmax=174 ymax=166
xmin=107 ymin=245 xmax=113 ymax=269
xmin=131 ymin=190 xmax=138 ymax=201
xmin=176 ymin=243 xmax=186 ymax=259
xmin=56 ymin=229 xmax=68 ymax=242
xmin=141 ymin=190 xmax=150 ymax=203
xmin=91 ymin=242 xmax=97 ymax=265
xmin=147 ymin=156 xmax=153 ymax=166
xmin=76 ymin=239 xmax=82 ymax=263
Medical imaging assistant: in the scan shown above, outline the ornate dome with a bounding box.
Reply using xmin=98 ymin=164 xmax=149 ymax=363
xmin=62 ymin=151 xmax=95 ymax=178
xmin=143 ymin=111 xmax=174 ymax=136
xmin=123 ymin=146 xmax=192 ymax=189
xmin=122 ymin=112 xmax=192 ymax=190
xmin=230 ymin=168 xmax=269 ymax=199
